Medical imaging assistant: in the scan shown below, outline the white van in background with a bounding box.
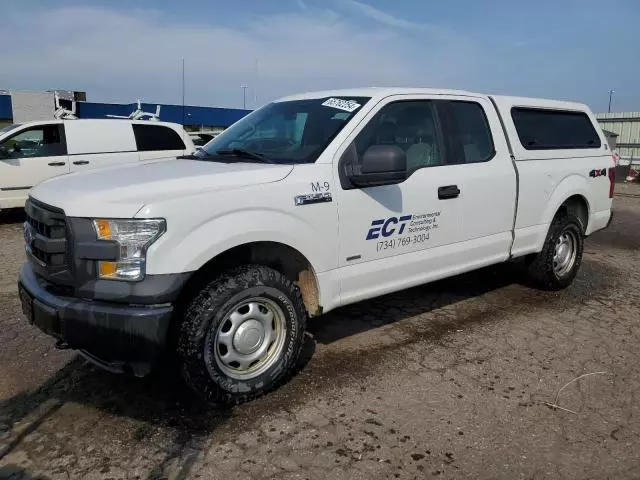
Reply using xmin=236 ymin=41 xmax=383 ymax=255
xmin=0 ymin=119 xmax=196 ymax=210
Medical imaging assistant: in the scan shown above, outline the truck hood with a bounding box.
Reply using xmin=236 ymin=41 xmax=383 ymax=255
xmin=30 ymin=159 xmax=293 ymax=218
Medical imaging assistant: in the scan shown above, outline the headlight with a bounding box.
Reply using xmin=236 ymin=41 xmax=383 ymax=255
xmin=92 ymin=218 xmax=166 ymax=281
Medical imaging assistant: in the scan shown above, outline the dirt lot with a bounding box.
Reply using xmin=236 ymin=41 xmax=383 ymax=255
xmin=1 ymin=188 xmax=639 ymax=480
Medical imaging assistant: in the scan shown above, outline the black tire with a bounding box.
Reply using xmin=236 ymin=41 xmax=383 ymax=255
xmin=178 ymin=265 xmax=306 ymax=405
xmin=526 ymin=212 xmax=584 ymax=290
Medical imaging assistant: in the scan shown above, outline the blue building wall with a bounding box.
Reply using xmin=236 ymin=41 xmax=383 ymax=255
xmin=0 ymin=95 xmax=12 ymax=120
xmin=77 ymin=102 xmax=251 ymax=127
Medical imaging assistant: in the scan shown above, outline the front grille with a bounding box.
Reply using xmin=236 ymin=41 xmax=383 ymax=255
xmin=24 ymin=199 xmax=72 ymax=282
xmin=26 ymin=214 xmax=65 ymax=240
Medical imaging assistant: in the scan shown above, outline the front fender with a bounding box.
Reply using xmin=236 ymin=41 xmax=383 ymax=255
xmin=145 ymin=208 xmax=334 ymax=275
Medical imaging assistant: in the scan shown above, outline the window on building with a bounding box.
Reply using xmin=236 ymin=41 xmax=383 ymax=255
xmin=511 ymin=108 xmax=601 ymax=150
xmin=133 ymin=124 xmax=186 ymax=151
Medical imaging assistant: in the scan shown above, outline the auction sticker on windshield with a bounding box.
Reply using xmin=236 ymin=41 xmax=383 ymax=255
xmin=322 ymin=98 xmax=361 ymax=113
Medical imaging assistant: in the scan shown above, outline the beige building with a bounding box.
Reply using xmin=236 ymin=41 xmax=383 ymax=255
xmin=596 ymin=112 xmax=640 ymax=158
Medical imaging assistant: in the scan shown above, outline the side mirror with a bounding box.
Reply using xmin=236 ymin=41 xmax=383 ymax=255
xmin=349 ymin=145 xmax=407 ymax=188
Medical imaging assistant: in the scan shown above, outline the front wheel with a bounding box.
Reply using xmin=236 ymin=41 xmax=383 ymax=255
xmin=178 ymin=265 xmax=307 ymax=405
xmin=526 ymin=212 xmax=584 ymax=290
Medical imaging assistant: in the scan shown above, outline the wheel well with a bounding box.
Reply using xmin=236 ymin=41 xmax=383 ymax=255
xmin=177 ymin=242 xmax=321 ymax=317
xmin=558 ymin=195 xmax=589 ymax=233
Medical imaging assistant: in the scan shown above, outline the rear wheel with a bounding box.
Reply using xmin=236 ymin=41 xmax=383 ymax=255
xmin=526 ymin=212 xmax=584 ymax=290
xmin=178 ymin=265 xmax=306 ymax=405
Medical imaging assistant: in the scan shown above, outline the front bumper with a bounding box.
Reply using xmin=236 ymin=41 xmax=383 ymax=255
xmin=18 ymin=264 xmax=175 ymax=376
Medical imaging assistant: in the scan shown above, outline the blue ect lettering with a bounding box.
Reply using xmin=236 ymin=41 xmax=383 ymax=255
xmin=366 ymin=215 xmax=413 ymax=240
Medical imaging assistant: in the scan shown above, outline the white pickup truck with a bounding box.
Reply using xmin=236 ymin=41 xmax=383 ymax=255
xmin=18 ymin=88 xmax=614 ymax=404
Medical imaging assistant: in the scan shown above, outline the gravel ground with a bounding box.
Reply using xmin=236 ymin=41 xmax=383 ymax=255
xmin=0 ymin=187 xmax=639 ymax=480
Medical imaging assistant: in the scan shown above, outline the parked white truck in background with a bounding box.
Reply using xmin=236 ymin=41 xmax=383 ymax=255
xmin=18 ymin=88 xmax=614 ymax=404
xmin=0 ymin=119 xmax=195 ymax=211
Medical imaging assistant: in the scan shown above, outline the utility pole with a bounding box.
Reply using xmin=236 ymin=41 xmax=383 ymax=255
xmin=254 ymin=60 xmax=259 ymax=107
xmin=608 ymin=89 xmax=615 ymax=113
xmin=241 ymin=84 xmax=248 ymax=109
xmin=181 ymin=58 xmax=185 ymax=125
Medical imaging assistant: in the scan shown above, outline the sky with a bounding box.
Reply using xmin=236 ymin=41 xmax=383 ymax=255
xmin=1 ymin=0 xmax=639 ymax=112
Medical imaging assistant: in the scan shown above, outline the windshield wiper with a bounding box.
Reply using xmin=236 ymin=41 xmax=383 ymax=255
xmin=215 ymin=148 xmax=275 ymax=164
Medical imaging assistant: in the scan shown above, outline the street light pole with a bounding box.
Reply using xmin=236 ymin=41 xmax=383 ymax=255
xmin=608 ymin=89 xmax=615 ymax=113
xmin=241 ymin=84 xmax=248 ymax=109
xmin=181 ymin=58 xmax=185 ymax=126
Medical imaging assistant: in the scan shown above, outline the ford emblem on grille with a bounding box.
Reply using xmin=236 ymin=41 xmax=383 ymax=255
xmin=23 ymin=222 xmax=34 ymax=249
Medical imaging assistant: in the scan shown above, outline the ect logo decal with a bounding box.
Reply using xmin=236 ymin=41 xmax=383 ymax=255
xmin=366 ymin=215 xmax=412 ymax=240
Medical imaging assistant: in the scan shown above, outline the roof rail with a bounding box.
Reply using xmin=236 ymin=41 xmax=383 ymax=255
xmin=53 ymin=92 xmax=77 ymax=119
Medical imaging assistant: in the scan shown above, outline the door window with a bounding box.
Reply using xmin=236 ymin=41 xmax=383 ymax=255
xmin=133 ymin=124 xmax=186 ymax=151
xmin=352 ymin=100 xmax=442 ymax=174
xmin=436 ymin=101 xmax=495 ymax=164
xmin=0 ymin=125 xmax=66 ymax=159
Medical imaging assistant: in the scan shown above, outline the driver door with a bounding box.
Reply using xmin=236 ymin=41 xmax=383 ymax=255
xmin=0 ymin=123 xmax=69 ymax=204
xmin=334 ymin=96 xmax=463 ymax=305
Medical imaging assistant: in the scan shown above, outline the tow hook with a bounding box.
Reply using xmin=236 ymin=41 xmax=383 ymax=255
xmin=55 ymin=340 xmax=70 ymax=350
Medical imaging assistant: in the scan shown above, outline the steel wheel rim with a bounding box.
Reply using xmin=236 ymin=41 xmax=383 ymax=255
xmin=553 ymin=229 xmax=577 ymax=277
xmin=210 ymin=297 xmax=287 ymax=380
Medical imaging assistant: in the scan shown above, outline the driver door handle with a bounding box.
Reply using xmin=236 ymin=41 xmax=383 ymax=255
xmin=47 ymin=161 xmax=66 ymax=167
xmin=438 ymin=185 xmax=460 ymax=200
xmin=73 ymin=160 xmax=90 ymax=165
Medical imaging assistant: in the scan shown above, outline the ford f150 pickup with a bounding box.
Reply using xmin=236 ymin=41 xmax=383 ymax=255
xmin=18 ymin=88 xmax=614 ymax=404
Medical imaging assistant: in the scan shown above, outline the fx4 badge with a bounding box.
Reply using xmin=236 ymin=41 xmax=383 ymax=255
xmin=589 ymin=168 xmax=607 ymax=178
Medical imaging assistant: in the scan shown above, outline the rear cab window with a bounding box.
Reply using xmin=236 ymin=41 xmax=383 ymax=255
xmin=511 ymin=108 xmax=601 ymax=150
xmin=133 ymin=124 xmax=186 ymax=152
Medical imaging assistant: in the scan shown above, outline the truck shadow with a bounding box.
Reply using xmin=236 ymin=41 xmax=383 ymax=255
xmin=0 ymin=465 xmax=51 ymax=479
xmin=0 ymin=256 xmax=618 ymax=478
xmin=308 ymin=260 xmax=527 ymax=345
xmin=0 ymin=262 xmax=526 ymax=431
xmin=0 ymin=356 xmax=234 ymax=478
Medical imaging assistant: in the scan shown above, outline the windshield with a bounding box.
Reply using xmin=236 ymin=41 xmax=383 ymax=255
xmin=197 ymin=97 xmax=370 ymax=164
xmin=0 ymin=124 xmax=22 ymax=135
